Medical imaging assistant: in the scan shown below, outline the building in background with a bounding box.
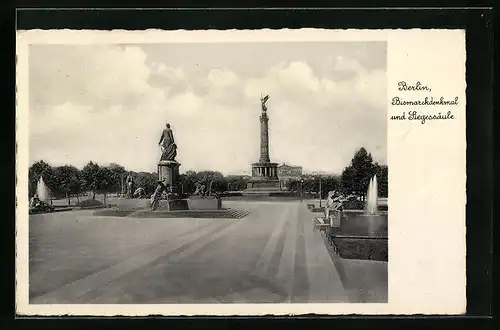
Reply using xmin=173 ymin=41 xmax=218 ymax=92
xmin=277 ymin=163 xmax=302 ymax=191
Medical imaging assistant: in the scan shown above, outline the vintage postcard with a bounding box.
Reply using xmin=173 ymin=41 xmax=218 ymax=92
xmin=16 ymin=29 xmax=466 ymax=316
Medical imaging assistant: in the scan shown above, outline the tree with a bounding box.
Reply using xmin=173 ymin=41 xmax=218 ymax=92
xmin=341 ymin=166 xmax=357 ymax=195
xmin=134 ymin=172 xmax=158 ymax=196
xmin=226 ymin=175 xmax=248 ymax=191
xmin=321 ymin=176 xmax=341 ymax=198
xmin=195 ymin=171 xmax=226 ymax=193
xmin=341 ymin=147 xmax=377 ymax=200
xmin=303 ymin=178 xmax=317 ymax=193
xmin=28 ymin=160 xmax=56 ymax=198
xmin=375 ymin=164 xmax=388 ymax=197
xmin=81 ymin=161 xmax=101 ymax=199
xmin=53 ymin=165 xmax=82 ymax=205
xmin=178 ymin=171 xmax=245 ymax=194
xmin=180 ymin=170 xmax=198 ymax=194
xmin=287 ymin=175 xmax=341 ymax=198
xmin=287 ymin=179 xmax=301 ymax=192
xmin=95 ymin=166 xmax=115 ymax=205
xmin=108 ymin=163 xmax=127 ymax=195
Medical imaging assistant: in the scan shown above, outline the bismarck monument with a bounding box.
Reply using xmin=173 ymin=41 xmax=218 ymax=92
xmin=157 ymin=123 xmax=180 ymax=191
xmin=152 ymin=122 xmax=221 ymax=211
xmin=244 ymin=95 xmax=280 ymax=195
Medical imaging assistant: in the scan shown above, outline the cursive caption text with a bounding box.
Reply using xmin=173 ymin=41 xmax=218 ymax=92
xmin=390 ymin=81 xmax=458 ymax=124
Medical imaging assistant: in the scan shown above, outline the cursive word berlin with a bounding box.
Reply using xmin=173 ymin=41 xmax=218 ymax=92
xmin=398 ymin=81 xmax=431 ymax=92
xmin=408 ymin=111 xmax=455 ymax=124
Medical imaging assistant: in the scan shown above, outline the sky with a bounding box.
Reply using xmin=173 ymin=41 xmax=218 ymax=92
xmin=28 ymin=42 xmax=387 ymax=175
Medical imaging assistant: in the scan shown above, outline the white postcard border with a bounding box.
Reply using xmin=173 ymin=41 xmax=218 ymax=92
xmin=16 ymin=28 xmax=466 ymax=316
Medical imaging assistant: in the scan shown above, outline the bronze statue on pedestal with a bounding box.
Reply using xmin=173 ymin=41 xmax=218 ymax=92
xmin=159 ymin=123 xmax=177 ymax=161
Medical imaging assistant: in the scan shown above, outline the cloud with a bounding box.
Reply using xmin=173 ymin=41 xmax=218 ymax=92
xmin=149 ymin=62 xmax=186 ymax=91
xmin=29 ymin=44 xmax=386 ymax=174
xmin=207 ymin=68 xmax=239 ymax=88
xmin=29 ymin=45 xmax=159 ymax=110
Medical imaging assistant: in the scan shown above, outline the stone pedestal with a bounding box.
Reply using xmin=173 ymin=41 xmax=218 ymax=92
xmin=156 ymin=199 xmax=189 ymax=211
xmin=329 ymin=210 xmax=342 ymax=227
xmin=187 ymin=196 xmax=222 ymax=210
xmin=153 ymin=197 xmax=221 ymax=211
xmin=246 ymin=180 xmax=281 ymax=190
xmin=158 ymin=160 xmax=180 ymax=191
xmin=246 ymin=162 xmax=280 ymax=191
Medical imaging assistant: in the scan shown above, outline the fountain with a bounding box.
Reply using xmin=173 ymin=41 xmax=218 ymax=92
xmin=325 ymin=174 xmax=388 ymax=261
xmin=365 ymin=175 xmax=378 ymax=215
xmin=338 ymin=175 xmax=387 ymax=237
xmin=356 ymin=174 xmax=386 ymax=236
xmin=36 ymin=176 xmax=50 ymax=202
xmin=29 ymin=175 xmax=55 ymax=214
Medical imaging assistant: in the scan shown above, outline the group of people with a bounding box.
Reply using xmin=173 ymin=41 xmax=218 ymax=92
xmin=325 ymin=190 xmax=348 ymax=224
xmin=123 ymin=172 xmax=148 ymax=199
xmin=149 ymin=181 xmax=167 ymax=210
xmin=193 ymin=180 xmax=215 ymax=197
xmin=29 ymin=194 xmax=54 ymax=213
xmin=29 ymin=194 xmax=42 ymax=209
xmin=326 ymin=190 xmax=345 ymax=209
xmin=324 ymin=190 xmax=360 ymax=224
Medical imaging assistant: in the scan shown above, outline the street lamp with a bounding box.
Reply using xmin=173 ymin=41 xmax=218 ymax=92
xmin=300 ymin=178 xmax=304 ymax=202
xmin=312 ymin=171 xmax=323 ymax=208
xmin=318 ymin=174 xmax=322 ymax=208
xmin=121 ymin=173 xmax=125 ymax=198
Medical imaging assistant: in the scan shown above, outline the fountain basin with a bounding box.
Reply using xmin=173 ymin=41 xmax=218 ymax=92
xmin=327 ymin=231 xmax=388 ymax=261
xmin=323 ymin=174 xmax=388 ymax=261
xmin=327 ymin=211 xmax=388 ymax=261
xmin=340 ymin=212 xmax=388 ymax=237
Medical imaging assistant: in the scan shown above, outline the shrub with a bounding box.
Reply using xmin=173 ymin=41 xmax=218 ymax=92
xmin=78 ymin=198 xmax=104 ymax=207
xmin=342 ymin=200 xmax=364 ymax=210
xmin=220 ymin=192 xmax=243 ymax=197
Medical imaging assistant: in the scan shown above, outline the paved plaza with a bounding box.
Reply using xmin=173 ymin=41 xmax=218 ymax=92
xmin=29 ymin=201 xmax=387 ymax=304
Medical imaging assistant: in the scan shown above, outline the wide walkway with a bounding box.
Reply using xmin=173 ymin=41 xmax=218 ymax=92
xmin=29 ymin=201 xmax=350 ymax=304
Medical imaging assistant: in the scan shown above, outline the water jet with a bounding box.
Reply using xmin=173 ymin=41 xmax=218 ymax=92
xmin=346 ymin=174 xmax=386 ymax=236
xmin=36 ymin=176 xmax=51 ymax=202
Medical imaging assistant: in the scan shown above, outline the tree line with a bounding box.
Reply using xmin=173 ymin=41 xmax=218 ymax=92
xmin=286 ymin=147 xmax=388 ymax=199
xmin=179 ymin=171 xmax=248 ymax=194
xmin=28 ymin=160 xmax=250 ymax=203
xmin=28 ymin=147 xmax=387 ymax=203
xmin=29 ymin=160 xmax=130 ymax=204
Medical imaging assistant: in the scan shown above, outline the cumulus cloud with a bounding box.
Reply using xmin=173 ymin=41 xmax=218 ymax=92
xmin=29 ymin=44 xmax=386 ymax=174
xmin=207 ymin=67 xmax=239 ymax=88
xmin=149 ymin=62 xmax=186 ymax=91
xmin=29 ymin=45 xmax=159 ymax=111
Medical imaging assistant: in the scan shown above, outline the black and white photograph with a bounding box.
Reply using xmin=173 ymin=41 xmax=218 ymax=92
xmin=16 ymin=29 xmax=466 ymax=316
xmin=26 ymin=39 xmax=388 ymax=304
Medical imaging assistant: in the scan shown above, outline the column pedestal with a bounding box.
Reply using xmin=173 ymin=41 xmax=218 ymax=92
xmin=246 ymin=162 xmax=280 ymax=191
xmin=158 ymin=160 xmax=180 ymax=192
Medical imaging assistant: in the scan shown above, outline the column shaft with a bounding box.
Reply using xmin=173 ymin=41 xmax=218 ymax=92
xmin=260 ymin=114 xmax=270 ymax=163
